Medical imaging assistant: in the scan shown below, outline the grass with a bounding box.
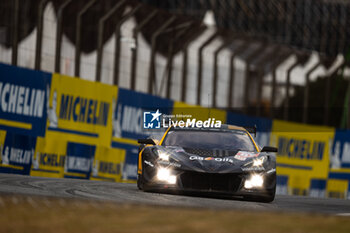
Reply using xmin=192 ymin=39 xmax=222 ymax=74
xmin=0 ymin=195 xmax=349 ymax=233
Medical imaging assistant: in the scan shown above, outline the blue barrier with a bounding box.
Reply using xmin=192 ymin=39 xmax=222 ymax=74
xmin=64 ymin=142 xmax=96 ymax=179
xmin=0 ymin=63 xmax=51 ymax=137
xmin=0 ymin=132 xmax=36 ymax=175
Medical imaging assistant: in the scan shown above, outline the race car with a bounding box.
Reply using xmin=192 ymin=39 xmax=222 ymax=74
xmin=137 ymin=124 xmax=277 ymax=202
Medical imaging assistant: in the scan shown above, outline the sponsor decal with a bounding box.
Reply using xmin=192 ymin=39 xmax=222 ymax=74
xmin=242 ymin=167 xmax=265 ymax=172
xmin=277 ymin=136 xmax=325 ymax=160
xmin=234 ymin=151 xmax=259 ymax=161
xmin=59 ymin=94 xmax=110 ymax=126
xmin=158 ymin=160 xmax=181 ymax=168
xmin=189 ymin=155 xmax=233 ymax=163
xmin=144 ymin=160 xmax=154 ymax=167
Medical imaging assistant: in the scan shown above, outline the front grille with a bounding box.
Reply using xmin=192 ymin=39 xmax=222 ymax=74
xmin=184 ymin=148 xmax=237 ymax=157
xmin=180 ymin=172 xmax=242 ymax=192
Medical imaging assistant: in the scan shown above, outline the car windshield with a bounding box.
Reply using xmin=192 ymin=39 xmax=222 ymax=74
xmin=162 ymin=129 xmax=257 ymax=152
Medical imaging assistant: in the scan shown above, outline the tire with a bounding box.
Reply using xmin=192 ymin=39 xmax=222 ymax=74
xmin=137 ymin=174 xmax=144 ymax=190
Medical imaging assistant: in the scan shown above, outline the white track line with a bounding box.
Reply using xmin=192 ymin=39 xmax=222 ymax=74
xmin=336 ymin=213 xmax=350 ymax=217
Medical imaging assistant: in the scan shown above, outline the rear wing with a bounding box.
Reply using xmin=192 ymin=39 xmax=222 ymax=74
xmin=243 ymin=125 xmax=257 ymax=137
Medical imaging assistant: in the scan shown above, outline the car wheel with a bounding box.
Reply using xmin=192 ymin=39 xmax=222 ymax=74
xmin=137 ymin=174 xmax=144 ymax=190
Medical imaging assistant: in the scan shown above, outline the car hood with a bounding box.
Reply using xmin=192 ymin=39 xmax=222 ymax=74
xmin=155 ymin=145 xmax=265 ymax=173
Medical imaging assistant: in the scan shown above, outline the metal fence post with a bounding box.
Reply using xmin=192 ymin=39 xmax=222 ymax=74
xmin=324 ymin=60 xmax=344 ymax=125
xmin=181 ymin=48 xmax=188 ymax=102
xmin=303 ymin=60 xmax=323 ymax=123
xmin=269 ymin=50 xmax=292 ymax=118
xmin=284 ymin=59 xmax=299 ymax=121
xmin=165 ymin=24 xmax=193 ymax=99
xmin=212 ymin=37 xmax=235 ymax=108
xmin=114 ymin=4 xmax=142 ymax=86
xmin=180 ymin=26 xmax=206 ymax=102
xmin=228 ymin=42 xmax=250 ymax=109
xmin=197 ymin=31 xmax=220 ymax=105
xmin=147 ymin=16 xmax=176 ymax=94
xmin=35 ymin=0 xmax=48 ymax=70
xmin=254 ymin=46 xmax=279 ymax=117
xmin=11 ymin=0 xmax=19 ymax=66
xmin=96 ymin=0 xmax=126 ymax=82
xmin=74 ymin=0 xmax=97 ymax=77
xmin=55 ymin=0 xmax=73 ymax=73
xmin=130 ymin=9 xmax=158 ymax=91
xmin=243 ymin=43 xmax=267 ymax=114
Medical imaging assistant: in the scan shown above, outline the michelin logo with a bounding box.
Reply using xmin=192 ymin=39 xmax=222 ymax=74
xmin=143 ymin=109 xmax=161 ymax=129
xmin=0 ymin=82 xmax=45 ymax=117
xmin=1 ymin=145 xmax=33 ymax=165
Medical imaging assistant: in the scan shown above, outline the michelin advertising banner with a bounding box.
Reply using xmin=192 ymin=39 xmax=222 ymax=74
xmin=30 ymin=136 xmax=67 ymax=178
xmin=31 ymin=137 xmax=125 ymax=181
xmin=46 ymin=73 xmax=117 ymax=147
xmin=0 ymin=131 xmax=36 ymax=175
xmin=270 ymin=120 xmax=335 ymax=195
xmin=0 ymin=63 xmax=51 ymax=137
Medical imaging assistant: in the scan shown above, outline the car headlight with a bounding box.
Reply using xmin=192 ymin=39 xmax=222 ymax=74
xmin=156 ymin=168 xmax=177 ymax=184
xmin=154 ymin=149 xmax=170 ymax=161
xmin=243 ymin=156 xmax=267 ymax=167
xmin=253 ymin=156 xmax=267 ymax=166
xmin=244 ymin=174 xmax=264 ymax=189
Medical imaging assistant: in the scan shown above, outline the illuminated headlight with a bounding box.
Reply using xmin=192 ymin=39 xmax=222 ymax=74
xmin=158 ymin=152 xmax=169 ymax=161
xmin=253 ymin=156 xmax=267 ymax=167
xmin=243 ymin=156 xmax=267 ymax=168
xmin=156 ymin=168 xmax=176 ymax=184
xmin=154 ymin=149 xmax=170 ymax=161
xmin=244 ymin=174 xmax=264 ymax=189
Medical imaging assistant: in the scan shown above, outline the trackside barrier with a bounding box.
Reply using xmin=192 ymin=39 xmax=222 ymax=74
xmin=270 ymin=120 xmax=335 ymax=197
xmin=0 ymin=63 xmax=349 ymax=198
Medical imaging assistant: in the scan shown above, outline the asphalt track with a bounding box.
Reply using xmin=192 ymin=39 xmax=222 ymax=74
xmin=0 ymin=173 xmax=349 ymax=215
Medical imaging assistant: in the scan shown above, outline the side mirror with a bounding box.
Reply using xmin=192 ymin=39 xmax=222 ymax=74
xmin=261 ymin=146 xmax=278 ymax=153
xmin=138 ymin=138 xmax=156 ymax=145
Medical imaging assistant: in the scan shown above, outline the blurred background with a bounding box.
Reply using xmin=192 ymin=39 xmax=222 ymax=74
xmin=1 ymin=0 xmax=350 ymax=128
